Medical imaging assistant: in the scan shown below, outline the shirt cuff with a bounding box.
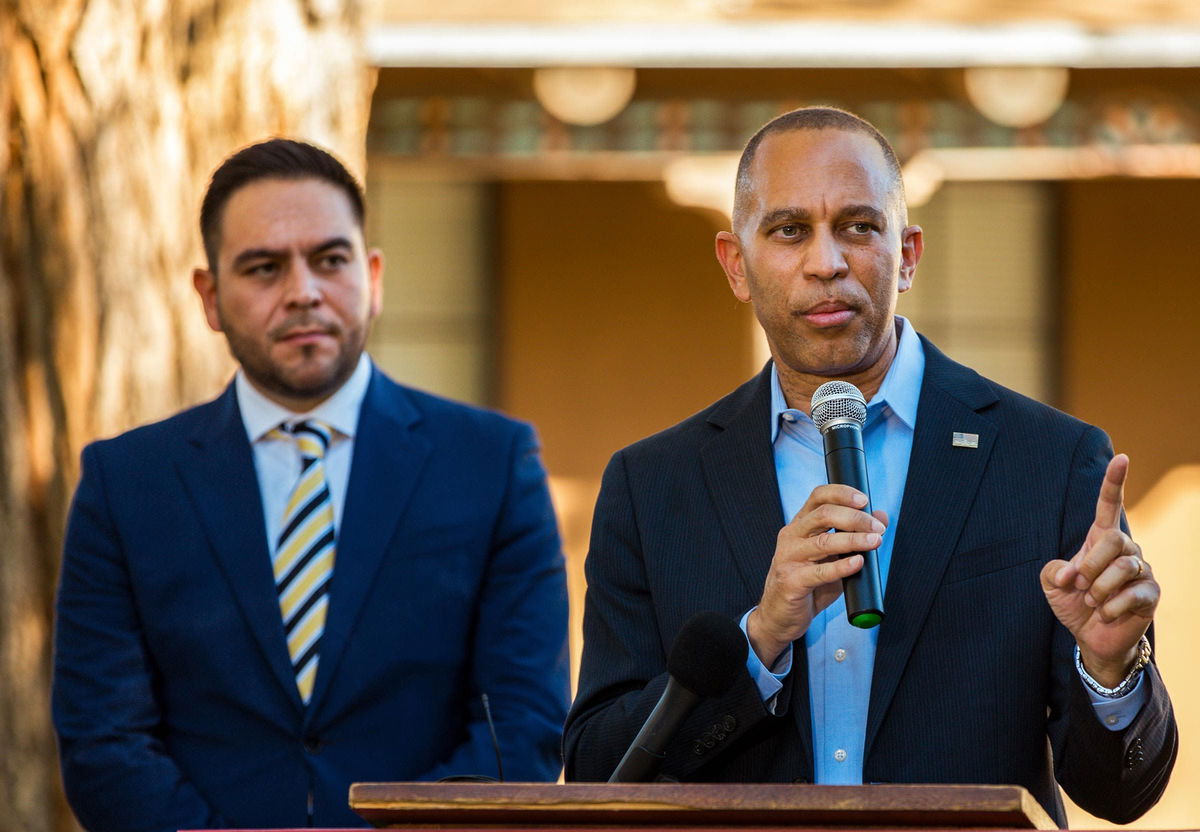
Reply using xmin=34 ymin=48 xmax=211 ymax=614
xmin=1080 ymin=664 xmax=1148 ymax=731
xmin=740 ymin=608 xmax=792 ymax=713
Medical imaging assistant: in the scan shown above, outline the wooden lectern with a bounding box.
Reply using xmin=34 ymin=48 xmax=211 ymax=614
xmin=349 ymin=782 xmax=1058 ymax=830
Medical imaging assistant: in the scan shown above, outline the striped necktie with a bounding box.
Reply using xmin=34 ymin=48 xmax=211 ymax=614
xmin=272 ymin=420 xmax=336 ymax=704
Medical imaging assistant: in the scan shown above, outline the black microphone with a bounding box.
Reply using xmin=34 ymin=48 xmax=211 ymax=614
xmin=435 ymin=692 xmax=505 ymax=783
xmin=608 ymin=612 xmax=746 ymax=783
xmin=811 ymin=380 xmax=885 ymax=629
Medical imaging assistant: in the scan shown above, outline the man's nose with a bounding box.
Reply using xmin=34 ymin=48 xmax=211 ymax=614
xmin=282 ymin=261 xmax=321 ymax=306
xmin=803 ymin=228 xmax=848 ymax=280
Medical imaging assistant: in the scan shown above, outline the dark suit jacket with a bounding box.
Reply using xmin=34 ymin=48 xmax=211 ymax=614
xmin=564 ymin=337 xmax=1176 ymax=825
xmin=53 ymin=366 xmax=570 ymax=832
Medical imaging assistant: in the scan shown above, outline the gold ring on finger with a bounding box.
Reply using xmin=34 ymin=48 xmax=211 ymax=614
xmin=1133 ymin=557 xmax=1145 ymax=580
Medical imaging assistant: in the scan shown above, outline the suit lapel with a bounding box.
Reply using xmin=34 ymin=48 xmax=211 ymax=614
xmin=864 ymin=339 xmax=999 ymax=755
xmin=699 ymin=368 xmax=784 ymax=598
xmin=305 ymin=370 xmax=431 ymax=719
xmin=179 ymin=385 xmax=303 ymax=711
xmin=699 ymin=365 xmax=814 ymax=771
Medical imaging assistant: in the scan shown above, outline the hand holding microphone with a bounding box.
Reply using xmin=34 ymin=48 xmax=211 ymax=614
xmin=747 ymin=380 xmax=887 ymax=666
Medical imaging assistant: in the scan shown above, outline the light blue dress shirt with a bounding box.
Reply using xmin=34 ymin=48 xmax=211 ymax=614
xmin=740 ymin=317 xmax=1144 ymax=785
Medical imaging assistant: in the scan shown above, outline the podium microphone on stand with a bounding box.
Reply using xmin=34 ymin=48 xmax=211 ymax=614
xmin=609 ymin=612 xmax=746 ymax=783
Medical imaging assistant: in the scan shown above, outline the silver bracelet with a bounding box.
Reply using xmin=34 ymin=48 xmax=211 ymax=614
xmin=1075 ymin=635 xmax=1151 ymax=699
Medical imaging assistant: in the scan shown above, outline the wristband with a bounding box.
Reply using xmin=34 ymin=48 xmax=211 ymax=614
xmin=1075 ymin=635 xmax=1151 ymax=699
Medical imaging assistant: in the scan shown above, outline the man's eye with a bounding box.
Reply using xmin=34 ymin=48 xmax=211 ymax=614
xmin=318 ymin=253 xmax=349 ymax=269
xmin=776 ymin=224 xmax=800 ymax=237
xmin=850 ymin=222 xmax=874 ymax=234
xmin=246 ymin=262 xmax=277 ymax=277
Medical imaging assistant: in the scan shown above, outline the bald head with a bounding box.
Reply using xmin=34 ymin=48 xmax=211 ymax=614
xmin=732 ymin=107 xmax=906 ymax=233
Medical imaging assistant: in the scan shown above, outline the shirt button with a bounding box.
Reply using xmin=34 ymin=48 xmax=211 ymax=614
xmin=834 ymin=749 xmax=847 ymax=762
xmin=834 ymin=648 xmax=847 ymax=662
xmin=1106 ymin=715 xmax=1119 ymax=726
xmin=782 ymin=412 xmax=797 ymax=422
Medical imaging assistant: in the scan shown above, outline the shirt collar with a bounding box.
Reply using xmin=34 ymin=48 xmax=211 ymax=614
xmin=770 ymin=315 xmax=925 ymax=442
xmin=236 ymin=352 xmax=373 ymax=443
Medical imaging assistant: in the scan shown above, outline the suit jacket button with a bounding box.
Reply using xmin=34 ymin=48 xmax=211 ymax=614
xmin=722 ymin=715 xmax=737 ymax=732
xmin=693 ymin=741 xmax=706 ymax=756
xmin=304 ymin=737 xmax=323 ymax=754
xmin=1125 ymin=737 xmax=1145 ymax=769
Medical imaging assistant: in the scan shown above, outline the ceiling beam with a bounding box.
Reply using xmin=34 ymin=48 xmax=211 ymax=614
xmin=366 ymin=22 xmax=1200 ymax=68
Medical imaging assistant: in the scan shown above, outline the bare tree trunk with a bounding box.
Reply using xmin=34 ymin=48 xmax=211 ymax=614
xmin=0 ymin=1 xmax=374 ymax=828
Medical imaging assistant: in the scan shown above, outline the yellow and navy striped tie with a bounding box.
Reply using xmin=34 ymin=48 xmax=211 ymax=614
xmin=272 ymin=420 xmax=336 ymax=704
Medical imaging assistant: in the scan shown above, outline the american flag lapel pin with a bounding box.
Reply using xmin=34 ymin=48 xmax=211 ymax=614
xmin=952 ymin=432 xmax=980 ymax=449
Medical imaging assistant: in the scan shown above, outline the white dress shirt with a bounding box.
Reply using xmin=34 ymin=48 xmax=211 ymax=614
xmin=235 ymin=354 xmax=372 ymax=548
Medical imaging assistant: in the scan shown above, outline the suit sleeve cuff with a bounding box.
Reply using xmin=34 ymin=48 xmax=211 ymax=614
xmin=740 ymin=608 xmax=792 ymax=713
xmin=1081 ymin=665 xmax=1148 ymax=731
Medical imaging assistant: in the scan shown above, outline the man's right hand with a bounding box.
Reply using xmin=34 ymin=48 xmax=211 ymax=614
xmin=747 ymin=484 xmax=887 ymax=666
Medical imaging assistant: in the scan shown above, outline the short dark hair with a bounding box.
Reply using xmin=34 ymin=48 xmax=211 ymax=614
xmin=199 ymin=138 xmax=366 ymax=271
xmin=732 ymin=107 xmax=905 ymax=230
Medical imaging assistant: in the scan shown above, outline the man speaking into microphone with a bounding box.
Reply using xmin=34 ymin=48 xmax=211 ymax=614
xmin=564 ymin=107 xmax=1176 ymax=825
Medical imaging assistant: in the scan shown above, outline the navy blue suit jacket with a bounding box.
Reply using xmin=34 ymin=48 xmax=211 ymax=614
xmin=53 ymin=366 xmax=570 ymax=832
xmin=564 ymin=337 xmax=1176 ymax=825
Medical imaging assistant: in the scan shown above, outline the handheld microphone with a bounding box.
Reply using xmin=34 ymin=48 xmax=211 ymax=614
xmin=608 ymin=612 xmax=746 ymax=783
xmin=811 ymin=380 xmax=885 ymax=629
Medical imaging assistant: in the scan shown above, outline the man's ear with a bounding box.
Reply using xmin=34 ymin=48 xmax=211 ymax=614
xmin=193 ymin=268 xmax=223 ymax=333
xmin=715 ymin=231 xmax=751 ymax=303
xmin=898 ymin=225 xmax=923 ymax=294
xmin=366 ymin=247 xmax=384 ymax=319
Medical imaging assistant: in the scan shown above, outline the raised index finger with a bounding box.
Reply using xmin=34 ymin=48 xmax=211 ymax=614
xmin=1093 ymin=453 xmax=1129 ymax=532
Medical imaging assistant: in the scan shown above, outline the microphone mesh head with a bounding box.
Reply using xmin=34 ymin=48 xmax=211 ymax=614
xmin=667 ymin=612 xmax=746 ymax=698
xmin=811 ymin=380 xmax=867 ymax=433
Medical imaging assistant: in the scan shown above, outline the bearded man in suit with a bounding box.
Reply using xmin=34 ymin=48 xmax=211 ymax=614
xmin=53 ymin=139 xmax=569 ymax=832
